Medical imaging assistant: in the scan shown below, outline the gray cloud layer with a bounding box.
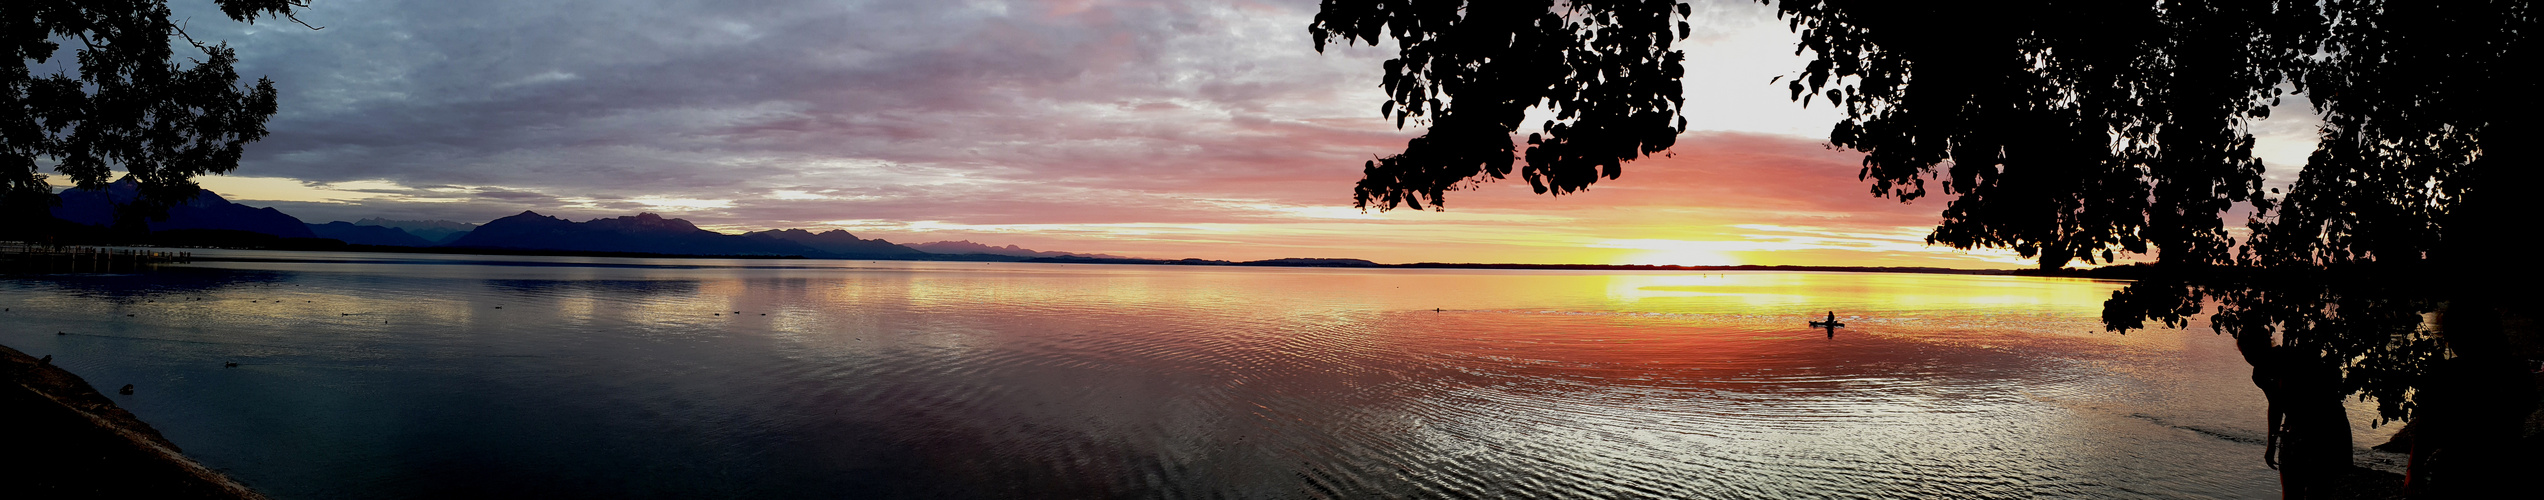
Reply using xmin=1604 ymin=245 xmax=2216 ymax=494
xmin=179 ymin=0 xmax=1447 ymax=227
xmin=109 ymin=0 xmax=2315 ymax=266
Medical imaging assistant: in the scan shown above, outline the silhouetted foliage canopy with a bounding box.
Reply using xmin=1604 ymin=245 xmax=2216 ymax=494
xmin=1774 ymin=0 xmax=2331 ymax=270
xmin=2097 ymin=0 xmax=2538 ymax=429
xmin=4 ymin=0 xmax=311 ymax=221
xmin=1315 ymin=0 xmax=2528 ymax=273
xmin=1311 ymin=0 xmax=1693 ymax=211
xmin=1315 ymin=2 xmax=2540 ymax=478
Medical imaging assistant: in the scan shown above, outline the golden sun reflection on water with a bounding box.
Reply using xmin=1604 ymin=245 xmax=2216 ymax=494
xmin=2 ymin=253 xmax=2345 ymax=498
xmin=1599 ymin=271 xmax=2124 ymax=314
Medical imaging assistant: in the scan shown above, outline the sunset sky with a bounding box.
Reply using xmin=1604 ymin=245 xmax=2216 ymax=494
xmin=76 ymin=0 xmax=2323 ymax=267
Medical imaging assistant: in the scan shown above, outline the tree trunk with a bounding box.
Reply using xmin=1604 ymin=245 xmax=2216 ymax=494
xmin=2405 ymin=302 xmax=2539 ymax=497
xmin=2410 ymin=91 xmax=2544 ymax=496
xmin=2256 ymin=345 xmax=2352 ymax=499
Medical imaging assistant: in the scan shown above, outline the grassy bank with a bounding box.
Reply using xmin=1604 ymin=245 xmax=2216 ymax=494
xmin=0 ymin=343 xmax=263 ymax=499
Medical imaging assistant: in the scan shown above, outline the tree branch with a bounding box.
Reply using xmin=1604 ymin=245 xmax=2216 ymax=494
xmin=283 ymin=11 xmax=325 ymax=31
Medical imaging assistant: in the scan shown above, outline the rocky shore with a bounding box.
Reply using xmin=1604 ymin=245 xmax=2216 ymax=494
xmin=0 ymin=343 xmax=263 ymax=499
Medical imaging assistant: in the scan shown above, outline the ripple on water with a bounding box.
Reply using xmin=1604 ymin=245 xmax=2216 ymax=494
xmin=0 ymin=260 xmax=2285 ymax=498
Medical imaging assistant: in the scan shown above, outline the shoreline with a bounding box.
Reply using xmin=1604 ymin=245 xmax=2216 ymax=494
xmin=0 ymin=343 xmax=263 ymax=499
xmin=18 ymin=239 xmax=2079 ymax=278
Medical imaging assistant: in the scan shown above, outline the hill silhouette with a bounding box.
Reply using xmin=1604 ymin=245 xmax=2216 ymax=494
xmin=448 ymin=211 xmax=825 ymax=257
xmin=356 ymin=218 xmax=478 ymax=244
xmin=908 ymin=240 xmax=1125 ymax=259
xmin=21 ymin=185 xmax=1138 ymax=262
xmin=742 ymin=229 xmax=925 ymax=258
xmin=306 ymin=222 xmax=435 ymax=247
xmin=51 ymin=179 xmax=314 ymax=238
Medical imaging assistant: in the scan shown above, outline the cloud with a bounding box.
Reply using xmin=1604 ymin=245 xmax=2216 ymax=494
xmin=150 ymin=1 xmax=2041 ymax=267
xmin=185 ymin=0 xmax=1415 ymax=215
xmin=471 ymin=188 xmax=556 ymax=202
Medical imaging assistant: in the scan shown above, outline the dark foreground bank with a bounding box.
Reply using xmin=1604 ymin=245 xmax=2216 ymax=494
xmin=1 ymin=343 xmax=263 ymax=499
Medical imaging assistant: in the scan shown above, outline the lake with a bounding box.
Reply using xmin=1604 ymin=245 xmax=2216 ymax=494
xmin=1 ymin=250 xmax=2399 ymax=498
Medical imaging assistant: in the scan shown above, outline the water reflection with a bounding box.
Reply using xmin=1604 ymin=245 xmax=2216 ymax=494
xmin=0 ymin=250 xmax=2347 ymax=498
xmin=15 ymin=266 xmax=289 ymax=299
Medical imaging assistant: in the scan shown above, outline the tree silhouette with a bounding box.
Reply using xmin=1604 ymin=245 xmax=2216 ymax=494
xmin=1310 ymin=0 xmax=1693 ymax=211
xmin=1775 ymin=1 xmax=2325 ymax=271
xmin=5 ymin=0 xmax=313 ymax=226
xmin=1318 ymin=0 xmax=2537 ymax=495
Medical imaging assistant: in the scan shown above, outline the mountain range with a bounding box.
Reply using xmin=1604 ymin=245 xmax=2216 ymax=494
xmin=307 ymin=221 xmax=435 ymax=246
xmin=448 ymin=211 xmax=928 ymax=259
xmin=907 ymin=240 xmax=1130 ymax=260
xmin=742 ymin=228 xmax=927 ymax=257
xmin=357 ymin=218 xmax=477 ymax=244
xmin=23 ymin=181 xmax=1113 ymax=261
xmin=51 ymin=179 xmax=316 ymax=239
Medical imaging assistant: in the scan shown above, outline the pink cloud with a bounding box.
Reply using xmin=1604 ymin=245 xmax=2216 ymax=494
xmin=184 ymin=0 xmax=2020 ymax=267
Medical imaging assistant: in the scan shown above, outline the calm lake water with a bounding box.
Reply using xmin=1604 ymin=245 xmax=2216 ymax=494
xmin=2 ymin=250 xmax=2400 ymax=498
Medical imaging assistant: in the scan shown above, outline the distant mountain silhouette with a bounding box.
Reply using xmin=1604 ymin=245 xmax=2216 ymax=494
xmin=448 ymin=211 xmax=825 ymax=256
xmin=30 ymin=188 xmax=1150 ymax=262
xmin=907 ymin=240 xmax=1125 ymax=259
xmin=50 ymin=179 xmax=315 ymax=238
xmin=740 ymin=229 xmax=926 ymax=258
xmin=306 ymin=221 xmax=435 ymax=246
xmin=357 ymin=218 xmax=477 ymax=244
xmin=1244 ymin=258 xmax=1380 ymax=267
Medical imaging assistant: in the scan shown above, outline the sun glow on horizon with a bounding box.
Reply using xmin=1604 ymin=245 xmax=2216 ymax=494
xmin=1599 ymin=239 xmax=1744 ymax=267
